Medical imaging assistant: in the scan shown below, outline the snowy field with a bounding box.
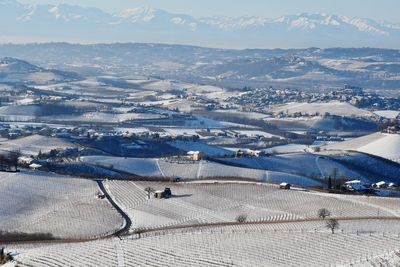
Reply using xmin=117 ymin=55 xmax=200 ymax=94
xmin=81 ymin=155 xmax=325 ymax=186
xmin=219 ymin=152 xmax=368 ymax=183
xmin=82 ymin=156 xmax=164 ymax=177
xmin=106 ymin=181 xmax=399 ymax=230
xmin=0 ymin=135 xmax=75 ymax=155
xmin=325 ymin=132 xmax=400 ymax=163
xmin=264 ymin=144 xmax=308 ymax=154
xmin=233 ymin=129 xmax=283 ymax=139
xmin=183 ymin=116 xmax=224 ymax=128
xmin=81 ymin=156 xmax=270 ymax=181
xmin=10 ymin=219 xmax=400 ymax=266
xmin=0 ymin=105 xmax=39 ymax=116
xmin=167 ymin=141 xmax=235 ymax=157
xmin=3 ymin=179 xmax=400 ymax=266
xmin=373 ymin=110 xmax=400 ymax=119
xmin=0 ymin=170 xmax=123 ymax=239
xmin=41 ymin=112 xmax=164 ymax=123
xmin=270 ymin=101 xmax=375 ymax=118
xmin=214 ymin=110 xmax=270 ymax=120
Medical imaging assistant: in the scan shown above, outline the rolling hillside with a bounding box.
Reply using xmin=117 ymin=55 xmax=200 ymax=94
xmin=325 ymin=132 xmax=400 ymax=163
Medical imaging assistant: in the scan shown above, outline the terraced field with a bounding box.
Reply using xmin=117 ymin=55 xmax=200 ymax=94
xmin=0 ymin=134 xmax=75 ymax=155
xmin=82 ymin=156 xmax=322 ymax=186
xmin=106 ymin=181 xmax=400 ymax=230
xmin=219 ymin=152 xmax=369 ymax=182
xmin=0 ymin=170 xmax=123 ymax=239
xmin=325 ymin=132 xmax=400 ymax=164
xmin=3 ymin=179 xmax=400 ymax=266
xmin=12 ymin=225 xmax=400 ymax=267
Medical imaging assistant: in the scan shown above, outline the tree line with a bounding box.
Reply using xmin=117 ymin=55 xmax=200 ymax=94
xmin=0 ymin=150 xmax=21 ymax=172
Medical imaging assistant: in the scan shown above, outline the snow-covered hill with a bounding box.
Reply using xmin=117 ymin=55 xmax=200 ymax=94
xmin=1 ymin=0 xmax=400 ymax=48
xmin=0 ymin=57 xmax=80 ymax=84
xmin=325 ymin=132 xmax=400 ymax=163
xmin=1 ymin=44 xmax=398 ymax=90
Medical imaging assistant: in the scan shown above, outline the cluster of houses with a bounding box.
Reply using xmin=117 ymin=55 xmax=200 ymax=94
xmin=342 ymin=180 xmax=398 ymax=195
xmin=235 ymin=149 xmax=263 ymax=158
xmin=18 ymin=156 xmax=42 ymax=170
xmin=184 ymin=149 xmax=264 ymax=162
xmin=226 ymin=84 xmax=400 ymax=120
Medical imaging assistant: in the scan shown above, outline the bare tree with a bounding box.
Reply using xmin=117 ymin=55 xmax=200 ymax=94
xmin=318 ymin=208 xmax=331 ymax=220
xmin=38 ymin=149 xmax=43 ymax=160
xmin=8 ymin=150 xmax=20 ymax=171
xmin=328 ymin=176 xmax=332 ymax=190
xmin=332 ymin=168 xmax=338 ymax=180
xmin=0 ymin=154 xmax=5 ymax=166
xmin=144 ymin=187 xmax=155 ymax=199
xmin=326 ymin=219 xmax=339 ymax=234
xmin=236 ymin=214 xmax=247 ymax=223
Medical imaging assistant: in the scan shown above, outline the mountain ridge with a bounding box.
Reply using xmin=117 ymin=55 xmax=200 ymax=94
xmin=0 ymin=44 xmax=399 ymax=91
xmin=1 ymin=0 xmax=400 ymax=48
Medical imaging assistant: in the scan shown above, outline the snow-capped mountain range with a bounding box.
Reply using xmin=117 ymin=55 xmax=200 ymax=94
xmin=1 ymin=0 xmax=400 ymax=48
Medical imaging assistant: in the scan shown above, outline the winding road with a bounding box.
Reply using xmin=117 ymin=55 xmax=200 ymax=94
xmin=96 ymin=180 xmax=132 ymax=237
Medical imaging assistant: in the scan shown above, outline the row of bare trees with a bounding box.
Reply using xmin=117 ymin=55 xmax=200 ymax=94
xmin=235 ymin=209 xmax=339 ymax=234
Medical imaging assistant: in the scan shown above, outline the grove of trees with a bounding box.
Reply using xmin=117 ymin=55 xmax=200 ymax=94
xmin=0 ymin=150 xmax=21 ymax=172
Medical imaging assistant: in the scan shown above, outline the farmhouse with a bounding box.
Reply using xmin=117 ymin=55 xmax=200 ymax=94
xmin=372 ymin=181 xmax=387 ymax=188
xmin=342 ymin=180 xmax=375 ymax=194
xmin=154 ymin=188 xmax=172 ymax=199
xmin=18 ymin=156 xmax=33 ymax=165
xmin=29 ymin=163 xmax=42 ymax=170
xmin=187 ymin=151 xmax=202 ymax=161
xmin=248 ymin=149 xmax=262 ymax=157
xmin=279 ymin=182 xmax=291 ymax=189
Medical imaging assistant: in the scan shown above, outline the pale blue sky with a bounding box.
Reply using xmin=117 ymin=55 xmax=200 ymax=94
xmin=19 ymin=0 xmax=400 ymax=23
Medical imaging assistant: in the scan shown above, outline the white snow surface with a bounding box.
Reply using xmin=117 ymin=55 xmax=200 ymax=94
xmin=11 ymin=228 xmax=400 ymax=267
xmin=167 ymin=141 xmax=235 ymax=157
xmin=0 ymin=134 xmax=74 ymax=155
xmin=106 ymin=181 xmax=400 ymax=231
xmin=374 ymin=110 xmax=400 ymax=119
xmin=325 ymin=132 xmax=400 ymax=163
xmin=0 ymin=170 xmax=123 ymax=239
xmin=270 ymin=101 xmax=375 ymax=118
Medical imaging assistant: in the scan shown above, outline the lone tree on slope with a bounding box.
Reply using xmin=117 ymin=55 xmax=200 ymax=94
xmin=326 ymin=218 xmax=339 ymax=234
xmin=318 ymin=208 xmax=331 ymax=220
xmin=144 ymin=187 xmax=155 ymax=199
xmin=328 ymin=176 xmax=332 ymax=190
xmin=8 ymin=150 xmax=21 ymax=171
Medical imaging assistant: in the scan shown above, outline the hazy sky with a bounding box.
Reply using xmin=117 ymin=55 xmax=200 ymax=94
xmin=19 ymin=0 xmax=400 ymax=23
